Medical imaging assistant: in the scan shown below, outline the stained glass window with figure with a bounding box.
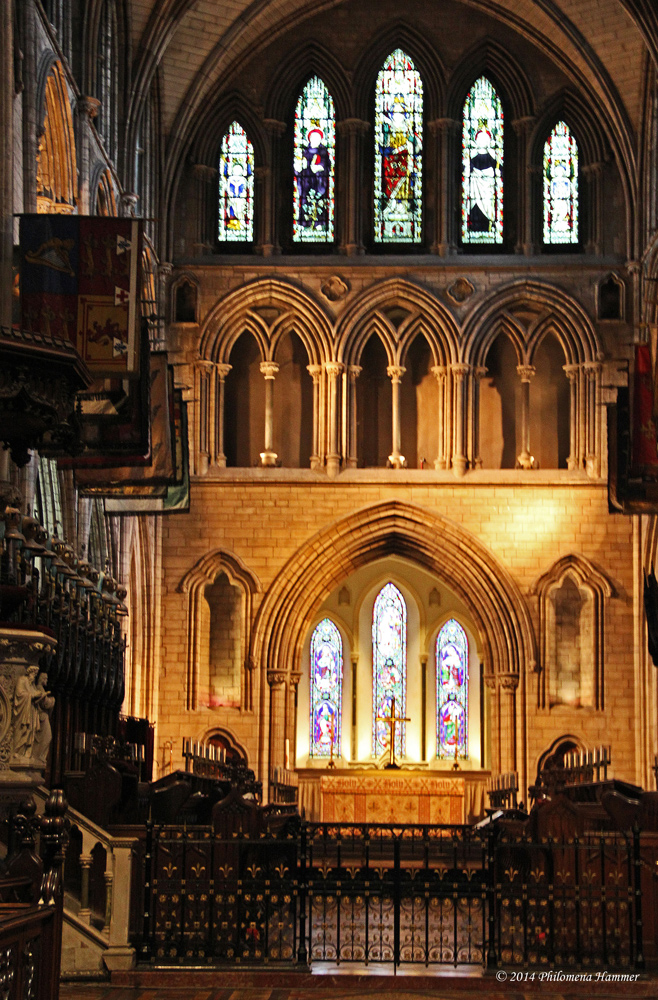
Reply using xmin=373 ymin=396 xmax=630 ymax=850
xmin=218 ymin=122 xmax=254 ymax=242
xmin=372 ymin=583 xmax=407 ymax=756
xmin=293 ymin=78 xmax=335 ymax=242
xmin=462 ymin=77 xmax=504 ymax=244
xmin=374 ymin=50 xmax=423 ymax=243
xmin=543 ymin=121 xmax=578 ymax=245
xmin=310 ymin=618 xmax=343 ymax=758
xmin=437 ymin=619 xmax=468 ymax=759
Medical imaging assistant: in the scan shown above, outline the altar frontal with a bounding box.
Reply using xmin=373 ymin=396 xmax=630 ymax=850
xmin=320 ymin=773 xmax=465 ymax=824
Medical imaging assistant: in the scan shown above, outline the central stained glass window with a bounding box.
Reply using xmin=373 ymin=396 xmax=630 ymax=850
xmin=543 ymin=121 xmax=579 ymax=245
xmin=374 ymin=49 xmax=423 ymax=243
xmin=310 ymin=618 xmax=342 ymax=757
xmin=372 ymin=582 xmax=407 ymax=756
xmin=462 ymin=77 xmax=504 ymax=244
xmin=437 ymin=619 xmax=468 ymax=759
xmin=218 ymin=122 xmax=254 ymax=242
xmin=293 ymin=77 xmax=335 ymax=242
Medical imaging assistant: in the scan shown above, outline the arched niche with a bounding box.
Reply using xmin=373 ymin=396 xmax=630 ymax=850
xmin=201 ymin=570 xmax=244 ymax=710
xmin=479 ymin=333 xmax=520 ymax=469
xmin=224 ymin=331 xmax=264 ymax=468
xmin=399 ymin=334 xmax=437 ymax=469
xmin=529 ymin=333 xmax=570 ymax=469
xmin=172 ymin=275 xmax=199 ymax=324
xmin=272 ymin=331 xmax=313 ymax=467
xmin=356 ymin=334 xmax=391 ymax=467
xmin=36 ymin=60 xmax=77 ymax=213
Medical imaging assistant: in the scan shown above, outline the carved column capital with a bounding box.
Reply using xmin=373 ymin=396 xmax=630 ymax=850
xmin=336 ymin=118 xmax=370 ymax=136
xmin=215 ymin=364 xmax=232 ymax=381
xmin=450 ymin=363 xmax=471 ymax=381
xmin=499 ymin=673 xmax=519 ymax=693
xmin=259 ymin=361 xmax=279 ymax=380
xmin=77 ymin=96 xmax=101 ymax=121
xmin=192 ymin=163 xmax=218 ymax=179
xmin=348 ymin=365 xmax=362 ymax=381
xmin=324 ymin=361 xmax=344 ymax=380
xmin=289 ymin=671 xmax=302 ymax=688
xmin=511 ymin=115 xmax=536 ymax=137
xmin=428 ymin=117 xmax=460 ymax=136
xmin=563 ymin=363 xmax=580 ymax=381
xmin=473 ymin=366 xmax=488 ymax=380
xmin=386 ymin=365 xmax=406 ymax=383
xmin=267 ymin=671 xmax=287 ymax=688
xmin=483 ymin=674 xmax=497 ymax=691
xmin=516 ymin=365 xmax=536 ymax=382
xmin=431 ymin=365 xmax=447 ymax=383
xmin=583 ymin=361 xmax=602 ymax=378
xmin=263 ymin=119 xmax=287 ymax=138
xmin=306 ymin=364 xmax=323 ymax=383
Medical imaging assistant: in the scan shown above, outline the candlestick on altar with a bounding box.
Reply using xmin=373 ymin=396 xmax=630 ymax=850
xmin=376 ymin=696 xmax=410 ymax=769
xmin=327 ymin=713 xmax=337 ymax=769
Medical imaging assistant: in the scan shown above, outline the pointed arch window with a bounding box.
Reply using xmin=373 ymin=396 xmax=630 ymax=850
xmin=293 ymin=78 xmax=335 ymax=243
xmin=218 ymin=122 xmax=254 ymax=242
xmin=436 ymin=619 xmax=468 ymax=759
xmin=310 ymin=618 xmax=343 ymax=758
xmin=374 ymin=50 xmax=423 ymax=243
xmin=372 ymin=583 xmax=407 ymax=756
xmin=543 ymin=121 xmax=578 ymax=245
xmin=462 ymin=77 xmax=504 ymax=244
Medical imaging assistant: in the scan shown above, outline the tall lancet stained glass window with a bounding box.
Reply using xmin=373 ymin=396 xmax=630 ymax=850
xmin=310 ymin=618 xmax=343 ymax=758
xmin=543 ymin=121 xmax=578 ymax=244
xmin=372 ymin=583 xmax=407 ymax=757
xmin=437 ymin=619 xmax=468 ymax=759
xmin=218 ymin=122 xmax=254 ymax=241
xmin=374 ymin=50 xmax=423 ymax=243
xmin=462 ymin=77 xmax=504 ymax=244
xmin=293 ymin=78 xmax=335 ymax=242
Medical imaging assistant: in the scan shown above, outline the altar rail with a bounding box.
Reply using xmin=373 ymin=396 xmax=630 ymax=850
xmin=133 ymin=820 xmax=644 ymax=971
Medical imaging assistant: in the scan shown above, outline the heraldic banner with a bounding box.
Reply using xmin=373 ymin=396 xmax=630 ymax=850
xmin=19 ymin=215 xmax=142 ymax=378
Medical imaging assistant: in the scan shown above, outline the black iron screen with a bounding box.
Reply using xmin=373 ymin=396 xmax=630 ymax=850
xmin=137 ymin=821 xmax=643 ymax=970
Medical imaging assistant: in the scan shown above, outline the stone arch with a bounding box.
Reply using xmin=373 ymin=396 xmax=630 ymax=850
xmin=535 ymin=732 xmax=587 ymax=782
xmin=337 ymin=278 xmax=459 ymax=367
xmin=264 ymin=41 xmax=352 ymax=123
xmin=530 ymin=553 xmax=614 ymax=711
xmin=193 ymin=98 xmax=268 ymax=171
xmin=36 ymin=59 xmax=77 ymax=213
xmin=446 ymin=39 xmax=534 ymax=122
xmin=352 ymin=22 xmax=445 ymax=121
xmin=170 ymin=271 xmax=200 ymax=324
xmin=530 ymin=89 xmax=606 ymax=171
xmin=201 ymin=726 xmax=249 ymax=764
xmin=178 ymin=549 xmax=261 ymax=712
xmin=93 ymin=166 xmax=118 ymax=216
xmin=200 ymin=278 xmax=332 ymax=365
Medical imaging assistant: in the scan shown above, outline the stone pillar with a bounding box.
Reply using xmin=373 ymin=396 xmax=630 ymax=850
xmin=583 ymin=162 xmax=603 ymax=255
xmin=214 ymin=364 xmax=232 ymax=467
xmin=469 ymin=366 xmax=487 ymax=469
xmin=307 ymin=365 xmax=323 ymax=470
xmin=259 ymin=361 xmax=279 ymax=466
xmin=257 ymin=120 xmax=286 ymax=256
xmin=583 ymin=361 xmax=602 ymax=478
xmin=512 ymin=116 xmax=536 ymax=255
xmin=76 ymin=97 xmax=100 ymax=216
xmin=79 ymin=853 xmax=92 ymax=924
xmin=103 ymin=838 xmax=137 ymax=971
xmin=429 ymin=118 xmax=459 ymax=256
xmin=267 ymin=671 xmax=287 ymax=776
xmin=345 ymin=366 xmax=362 ymax=469
xmin=563 ymin=363 xmax=580 ymax=470
xmin=336 ymin=119 xmax=369 ymax=255
xmin=431 ymin=366 xmax=447 ymax=469
xmin=450 ymin=364 xmax=470 ymax=477
xmin=515 ymin=365 xmax=536 ymax=470
xmin=324 ymin=362 xmax=343 ymax=476
xmin=103 ymin=869 xmax=113 ymax=938
xmin=386 ymin=365 xmax=406 ymax=468
xmin=156 ymin=261 xmax=173 ymax=348
xmin=420 ymin=653 xmax=428 ymax=761
xmin=192 ymin=164 xmax=217 ymax=254
xmin=194 ymin=360 xmax=215 ymax=476
xmin=288 ymin=672 xmax=301 ymax=768
xmin=351 ymin=653 xmax=358 ymax=761
xmin=484 ymin=674 xmax=498 ymax=772
xmin=0 ymin=0 xmax=13 ymax=330
xmin=498 ymin=674 xmax=518 ymax=775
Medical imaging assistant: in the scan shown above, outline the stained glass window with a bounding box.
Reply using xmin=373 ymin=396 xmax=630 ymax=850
xmin=293 ymin=78 xmax=335 ymax=243
xmin=218 ymin=122 xmax=254 ymax=241
xmin=310 ymin=618 xmax=343 ymax=758
xmin=462 ymin=77 xmax=504 ymax=244
xmin=374 ymin=50 xmax=423 ymax=243
xmin=436 ymin=619 xmax=468 ymax=759
xmin=372 ymin=583 xmax=407 ymax=756
xmin=543 ymin=121 xmax=578 ymax=245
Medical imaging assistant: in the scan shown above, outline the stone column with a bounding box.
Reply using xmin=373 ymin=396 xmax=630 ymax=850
xmin=288 ymin=672 xmax=301 ymax=768
xmin=194 ymin=360 xmax=215 ymax=476
xmin=429 ymin=118 xmax=459 ymax=256
xmin=268 ymin=671 xmax=287 ymax=777
xmin=307 ymin=365 xmax=323 ymax=470
xmin=450 ymin=364 xmax=470 ymax=477
xmin=192 ymin=164 xmax=217 ymax=254
xmin=345 ymin=366 xmax=362 ymax=469
xmin=257 ymin=120 xmax=286 ymax=256
xmin=583 ymin=162 xmax=603 ymax=255
xmin=431 ymin=366 xmax=447 ymax=469
xmin=512 ymin=117 xmax=536 ymax=255
xmin=76 ymin=97 xmax=101 ymax=216
xmin=156 ymin=261 xmax=173 ymax=348
xmin=583 ymin=361 xmax=602 ymax=478
xmin=336 ymin=119 xmax=369 ymax=255
xmin=469 ymin=366 xmax=487 ymax=469
xmin=103 ymin=870 xmax=113 ymax=938
xmin=515 ymin=365 xmax=536 ymax=470
xmin=386 ymin=366 xmax=406 ymax=468
xmin=259 ymin=362 xmax=279 ymax=466
xmin=0 ymin=0 xmax=13 ymax=330
xmin=324 ymin=362 xmax=343 ymax=476
xmin=563 ymin=363 xmax=580 ymax=470
xmin=350 ymin=653 xmax=358 ymax=761
xmin=103 ymin=838 xmax=137 ymax=971
xmin=498 ymin=674 xmax=518 ymax=775
xmin=420 ymin=653 xmax=428 ymax=761
xmin=79 ymin=853 xmax=92 ymax=924
xmin=484 ymin=674 xmax=499 ymax=772
xmin=214 ymin=364 xmax=232 ymax=468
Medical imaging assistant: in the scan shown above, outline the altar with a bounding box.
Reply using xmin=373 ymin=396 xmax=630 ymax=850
xmin=297 ymin=768 xmax=488 ymax=825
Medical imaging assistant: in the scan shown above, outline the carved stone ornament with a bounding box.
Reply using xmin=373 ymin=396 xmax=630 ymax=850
xmin=267 ymin=671 xmax=287 ymax=688
xmin=0 ymin=630 xmax=56 ymax=782
xmin=446 ymin=278 xmax=475 ymax=305
xmin=321 ymin=276 xmax=349 ymax=302
xmin=499 ymin=673 xmax=519 ymax=693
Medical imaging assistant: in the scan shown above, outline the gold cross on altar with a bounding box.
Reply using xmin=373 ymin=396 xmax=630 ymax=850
xmin=376 ymin=696 xmax=410 ymax=769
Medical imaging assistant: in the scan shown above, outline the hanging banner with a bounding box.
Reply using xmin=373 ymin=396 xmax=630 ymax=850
xmin=19 ymin=214 xmax=142 ymax=378
xmin=632 ymin=344 xmax=658 ymax=478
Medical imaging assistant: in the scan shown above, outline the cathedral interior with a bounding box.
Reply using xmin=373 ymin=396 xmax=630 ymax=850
xmin=2 ymin=0 xmax=658 ymax=994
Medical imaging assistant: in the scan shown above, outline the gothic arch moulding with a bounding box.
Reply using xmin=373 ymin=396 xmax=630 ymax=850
xmin=336 ymin=278 xmax=460 ymax=367
xmin=36 ymin=58 xmax=77 ymax=213
xmin=178 ymin=549 xmax=261 ymax=712
xmin=352 ymin=23 xmax=446 ymax=120
xmin=264 ymin=41 xmax=353 ymax=122
xmin=199 ymin=278 xmax=332 ymax=365
xmin=530 ymin=554 xmax=614 ymax=711
xmin=446 ymin=39 xmax=534 ymax=122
